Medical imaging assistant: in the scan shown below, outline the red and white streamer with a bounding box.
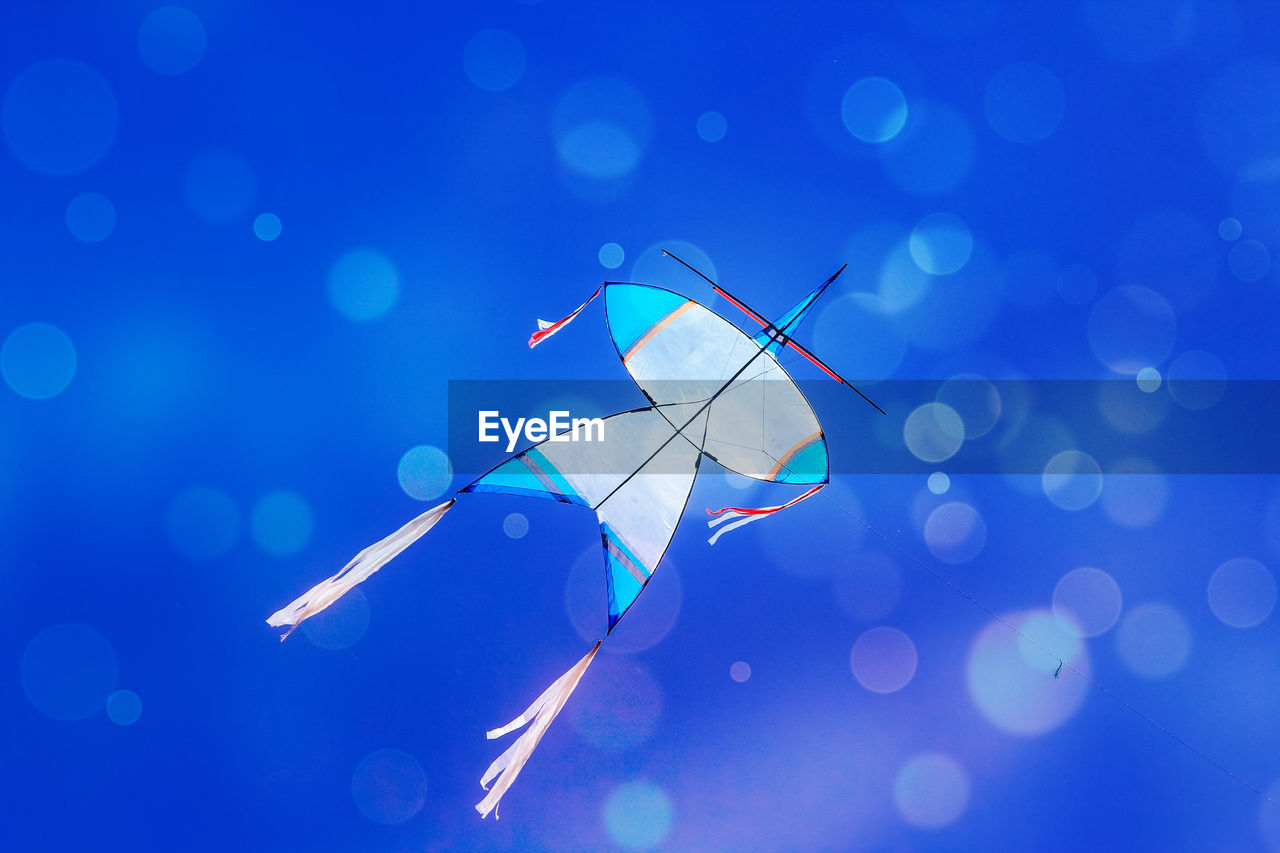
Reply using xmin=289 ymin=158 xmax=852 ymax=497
xmin=528 ymin=287 xmax=601 ymax=348
xmin=706 ymin=484 xmax=824 ymax=545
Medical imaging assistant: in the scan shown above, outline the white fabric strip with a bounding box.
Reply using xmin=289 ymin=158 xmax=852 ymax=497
xmin=707 ymin=512 xmax=767 ymax=545
xmin=476 ymin=641 xmax=601 ymax=818
xmin=266 ymin=498 xmax=455 ymax=639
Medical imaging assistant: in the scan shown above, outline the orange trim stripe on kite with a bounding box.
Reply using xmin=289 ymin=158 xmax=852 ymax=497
xmin=621 ymin=301 xmax=695 ymax=363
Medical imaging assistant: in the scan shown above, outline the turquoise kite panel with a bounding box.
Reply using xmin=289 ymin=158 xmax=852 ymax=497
xmin=753 ymin=285 xmax=824 ymax=356
xmin=775 ymin=437 xmax=829 ymax=484
xmin=605 ymin=284 xmax=689 ymax=356
xmin=461 ymin=449 xmax=589 ymax=506
xmin=601 ymin=522 xmax=649 ymax=629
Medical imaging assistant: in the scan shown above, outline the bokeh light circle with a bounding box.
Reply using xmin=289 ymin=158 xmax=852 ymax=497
xmin=967 ymin=609 xmax=1091 ymax=735
xmin=253 ymin=213 xmax=282 ymax=241
xmin=904 ymin=402 xmax=964 ymax=463
xmin=106 ymin=689 xmax=143 ymax=726
xmin=1218 ymin=217 xmax=1242 ymax=241
xmin=328 ymin=248 xmax=400 ymax=322
xmin=936 ymin=374 xmax=1001 ymax=439
xmin=1056 ymin=263 xmax=1098 ymax=305
xmin=1016 ymin=611 xmax=1084 ymax=673
xmin=1042 ymin=450 xmax=1103 ymax=511
xmin=730 ymin=661 xmax=751 ymax=682
xmin=65 ymin=192 xmax=116 ymax=242
xmin=2 ymin=60 xmax=118 ymax=175
xmin=553 ymin=77 xmax=651 ymax=181
xmin=850 ymin=626 xmax=918 ymax=693
xmin=893 ymin=753 xmax=970 ymax=829
xmin=598 ymin=241 xmax=625 ymax=269
xmin=302 ymin=587 xmax=370 ymax=650
xmin=2 ymin=322 xmax=77 ymax=400
xmin=927 ymin=472 xmax=951 ymax=495
xmin=350 ymin=749 xmax=428 ymax=824
xmin=1228 ymin=239 xmax=1270 ymax=282
xmin=1087 ymin=286 xmax=1177 ymax=375
xmin=696 ymin=110 xmax=727 ymax=142
xmin=604 ymin=781 xmax=673 ymax=849
xmin=983 ymin=62 xmax=1066 ymax=143
xmin=1165 ymin=350 xmax=1226 ymax=410
xmin=137 ymin=7 xmax=207 ymax=75
xmin=183 ymin=150 xmax=256 ymax=223
xmin=250 ymin=490 xmax=314 ymax=556
xmin=1100 ymin=457 xmax=1169 ymax=528
xmin=1052 ymin=567 xmax=1123 ymax=637
xmin=629 ymin=240 xmax=717 ymax=300
xmin=841 ymin=77 xmax=909 ymax=143
xmin=558 ymin=122 xmax=639 ymax=179
xmin=166 ymin=485 xmax=240 ymax=560
xmin=463 ymin=29 xmax=526 ymax=92
xmin=1115 ymin=603 xmax=1192 ymax=678
xmin=396 ymin=445 xmax=452 ymax=501
xmin=1207 ymin=558 xmax=1276 ymax=629
xmin=503 ymin=512 xmax=529 ymax=539
xmin=1136 ymin=368 xmax=1162 ymax=393
xmin=909 ymin=212 xmax=972 ymax=275
xmin=878 ymin=238 xmax=932 ymax=313
xmin=892 ymin=245 xmax=1005 ymax=349
xmin=924 ymin=501 xmax=986 ymax=564
xmin=21 ymin=624 xmax=118 ymax=720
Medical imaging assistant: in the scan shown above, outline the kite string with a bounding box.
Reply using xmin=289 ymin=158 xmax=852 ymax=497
xmin=810 ymin=483 xmax=1280 ymax=813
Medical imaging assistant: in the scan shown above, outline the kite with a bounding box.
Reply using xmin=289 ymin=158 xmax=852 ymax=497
xmin=266 ymin=251 xmax=883 ymax=817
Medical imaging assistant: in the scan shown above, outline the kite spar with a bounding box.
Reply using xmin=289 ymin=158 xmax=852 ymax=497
xmin=266 ymin=255 xmax=883 ymax=817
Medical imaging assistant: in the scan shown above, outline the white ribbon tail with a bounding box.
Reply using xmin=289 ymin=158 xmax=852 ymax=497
xmin=705 ymin=484 xmax=825 ymax=545
xmin=476 ymin=641 xmax=601 ymax=818
xmin=528 ymin=287 xmax=601 ymax=348
xmin=266 ymin=498 xmax=455 ymax=640
xmin=707 ymin=512 xmax=769 ymax=545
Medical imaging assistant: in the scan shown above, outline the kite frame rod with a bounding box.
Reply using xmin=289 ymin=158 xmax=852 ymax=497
xmin=661 ymin=250 xmax=886 ymax=415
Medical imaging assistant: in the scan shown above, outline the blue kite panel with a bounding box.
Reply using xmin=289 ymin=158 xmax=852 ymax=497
xmin=605 ymin=284 xmax=689 ymax=356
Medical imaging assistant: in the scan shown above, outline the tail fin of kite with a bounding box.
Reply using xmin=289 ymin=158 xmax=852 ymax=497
xmin=476 ymin=641 xmax=601 ymax=818
xmin=706 ymin=484 xmax=824 ymax=545
xmin=529 ymin=287 xmax=601 ymax=347
xmin=266 ymin=498 xmax=455 ymax=640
